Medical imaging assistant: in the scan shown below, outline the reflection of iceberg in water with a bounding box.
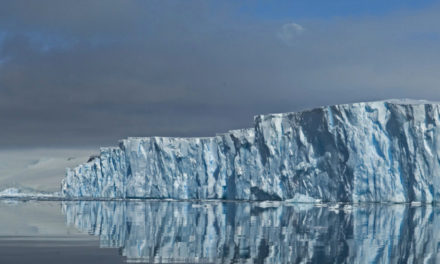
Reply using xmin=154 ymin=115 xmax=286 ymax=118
xmin=62 ymin=201 xmax=440 ymax=263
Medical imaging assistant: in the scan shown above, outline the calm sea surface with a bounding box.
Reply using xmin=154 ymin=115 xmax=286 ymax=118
xmin=0 ymin=200 xmax=438 ymax=263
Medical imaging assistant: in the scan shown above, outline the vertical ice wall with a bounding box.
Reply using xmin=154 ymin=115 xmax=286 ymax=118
xmin=62 ymin=100 xmax=440 ymax=202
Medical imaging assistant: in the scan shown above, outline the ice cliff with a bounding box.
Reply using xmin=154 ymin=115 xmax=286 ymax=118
xmin=62 ymin=99 xmax=440 ymax=202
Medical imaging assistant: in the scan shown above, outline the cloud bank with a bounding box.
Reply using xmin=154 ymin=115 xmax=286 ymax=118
xmin=1 ymin=1 xmax=440 ymax=147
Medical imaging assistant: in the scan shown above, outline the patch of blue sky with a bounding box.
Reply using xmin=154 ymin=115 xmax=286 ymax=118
xmin=25 ymin=31 xmax=78 ymax=52
xmin=87 ymin=35 xmax=125 ymax=48
xmin=0 ymin=31 xmax=7 ymax=51
xmin=0 ymin=31 xmax=6 ymax=43
xmin=408 ymin=32 xmax=440 ymax=42
xmin=233 ymin=0 xmax=438 ymax=20
xmin=0 ymin=57 xmax=8 ymax=65
xmin=0 ymin=31 xmax=7 ymax=64
xmin=27 ymin=31 xmax=123 ymax=51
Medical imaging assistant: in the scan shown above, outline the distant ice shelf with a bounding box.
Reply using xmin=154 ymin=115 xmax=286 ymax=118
xmin=61 ymin=99 xmax=440 ymax=202
xmin=0 ymin=187 xmax=60 ymax=199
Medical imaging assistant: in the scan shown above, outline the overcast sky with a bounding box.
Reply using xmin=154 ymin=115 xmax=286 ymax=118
xmin=1 ymin=0 xmax=440 ymax=148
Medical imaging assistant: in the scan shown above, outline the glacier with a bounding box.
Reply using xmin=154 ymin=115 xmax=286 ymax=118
xmin=62 ymin=99 xmax=440 ymax=202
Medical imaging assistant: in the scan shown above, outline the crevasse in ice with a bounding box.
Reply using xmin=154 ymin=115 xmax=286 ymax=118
xmin=62 ymin=99 xmax=440 ymax=202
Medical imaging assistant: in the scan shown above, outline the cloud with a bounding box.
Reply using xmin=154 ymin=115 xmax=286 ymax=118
xmin=1 ymin=1 xmax=440 ymax=147
xmin=278 ymin=22 xmax=305 ymax=44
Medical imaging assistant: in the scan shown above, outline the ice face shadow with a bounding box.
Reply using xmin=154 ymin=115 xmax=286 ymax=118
xmin=62 ymin=201 xmax=440 ymax=263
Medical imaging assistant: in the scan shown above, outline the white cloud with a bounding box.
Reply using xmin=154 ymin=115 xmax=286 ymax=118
xmin=278 ymin=22 xmax=305 ymax=44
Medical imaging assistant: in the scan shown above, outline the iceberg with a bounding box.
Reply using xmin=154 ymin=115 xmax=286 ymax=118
xmin=62 ymin=99 xmax=440 ymax=202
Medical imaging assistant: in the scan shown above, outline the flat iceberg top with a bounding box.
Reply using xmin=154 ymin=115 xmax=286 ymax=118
xmin=255 ymin=98 xmax=440 ymax=120
xmin=381 ymin=98 xmax=436 ymax=104
xmin=62 ymin=99 xmax=440 ymax=202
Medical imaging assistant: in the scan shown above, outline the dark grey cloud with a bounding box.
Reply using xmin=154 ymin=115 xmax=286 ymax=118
xmin=1 ymin=1 xmax=440 ymax=147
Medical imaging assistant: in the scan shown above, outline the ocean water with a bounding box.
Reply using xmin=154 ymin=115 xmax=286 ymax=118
xmin=0 ymin=200 xmax=439 ymax=263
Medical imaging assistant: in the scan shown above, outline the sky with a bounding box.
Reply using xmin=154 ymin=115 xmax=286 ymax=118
xmin=1 ymin=0 xmax=440 ymax=148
